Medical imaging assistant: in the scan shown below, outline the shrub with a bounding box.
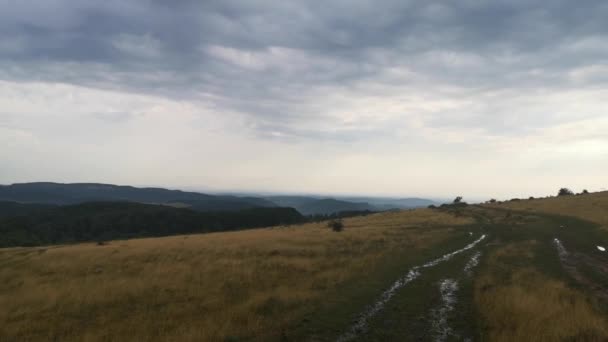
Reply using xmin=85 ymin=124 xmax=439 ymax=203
xmin=453 ymin=196 xmax=463 ymax=204
xmin=558 ymin=188 xmax=574 ymax=196
xmin=489 ymin=199 xmax=497 ymax=203
xmin=428 ymin=204 xmax=437 ymax=209
xmin=327 ymin=219 xmax=344 ymax=232
xmin=582 ymin=189 xmax=589 ymax=194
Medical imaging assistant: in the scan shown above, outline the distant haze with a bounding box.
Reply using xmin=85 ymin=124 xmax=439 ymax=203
xmin=1 ymin=1 xmax=607 ymax=199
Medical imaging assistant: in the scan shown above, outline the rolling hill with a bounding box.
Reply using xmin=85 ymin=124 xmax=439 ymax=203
xmin=2 ymin=193 xmax=608 ymax=341
xmin=0 ymin=182 xmax=277 ymax=211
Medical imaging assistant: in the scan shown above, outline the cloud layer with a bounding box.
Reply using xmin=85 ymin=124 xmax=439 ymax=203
xmin=1 ymin=0 xmax=607 ymax=198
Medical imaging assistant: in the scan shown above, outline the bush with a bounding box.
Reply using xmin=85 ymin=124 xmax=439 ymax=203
xmin=582 ymin=189 xmax=589 ymax=194
xmin=558 ymin=188 xmax=574 ymax=196
xmin=428 ymin=204 xmax=437 ymax=209
xmin=327 ymin=219 xmax=344 ymax=232
xmin=489 ymin=199 xmax=497 ymax=203
xmin=453 ymin=196 xmax=463 ymax=204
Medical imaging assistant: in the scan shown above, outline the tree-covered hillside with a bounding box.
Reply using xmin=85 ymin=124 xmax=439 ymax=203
xmin=0 ymin=202 xmax=304 ymax=247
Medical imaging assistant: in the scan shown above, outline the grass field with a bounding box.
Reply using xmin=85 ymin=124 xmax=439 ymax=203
xmin=2 ymin=196 xmax=608 ymax=341
xmin=489 ymin=191 xmax=608 ymax=230
xmin=0 ymin=209 xmax=472 ymax=341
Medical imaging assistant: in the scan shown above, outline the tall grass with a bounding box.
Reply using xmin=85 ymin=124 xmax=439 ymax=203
xmin=475 ymin=241 xmax=608 ymax=341
xmin=0 ymin=209 xmax=471 ymax=341
xmin=491 ymin=191 xmax=608 ymax=230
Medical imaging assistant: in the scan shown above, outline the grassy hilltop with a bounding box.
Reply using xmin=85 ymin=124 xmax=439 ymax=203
xmin=2 ymin=193 xmax=608 ymax=341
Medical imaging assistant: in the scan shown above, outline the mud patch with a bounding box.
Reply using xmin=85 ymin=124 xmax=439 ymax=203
xmin=553 ymin=238 xmax=568 ymax=260
xmin=553 ymin=237 xmax=608 ymax=302
xmin=430 ymin=279 xmax=459 ymax=342
xmin=464 ymin=251 xmax=482 ymax=276
xmin=337 ymin=234 xmax=486 ymax=342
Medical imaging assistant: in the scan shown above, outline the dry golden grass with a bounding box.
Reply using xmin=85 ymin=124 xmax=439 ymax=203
xmin=475 ymin=241 xmax=608 ymax=341
xmin=490 ymin=191 xmax=608 ymax=230
xmin=0 ymin=209 xmax=471 ymax=342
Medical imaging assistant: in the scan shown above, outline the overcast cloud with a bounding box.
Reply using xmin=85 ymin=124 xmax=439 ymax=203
xmin=1 ymin=0 xmax=607 ymax=199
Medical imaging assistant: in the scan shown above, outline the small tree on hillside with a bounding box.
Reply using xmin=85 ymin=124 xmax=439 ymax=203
xmin=453 ymin=196 xmax=463 ymax=204
xmin=582 ymin=189 xmax=589 ymax=194
xmin=327 ymin=219 xmax=344 ymax=232
xmin=558 ymin=188 xmax=574 ymax=196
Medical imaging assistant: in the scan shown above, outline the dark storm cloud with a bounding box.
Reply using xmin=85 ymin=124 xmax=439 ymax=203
xmin=1 ymin=0 xmax=607 ymax=137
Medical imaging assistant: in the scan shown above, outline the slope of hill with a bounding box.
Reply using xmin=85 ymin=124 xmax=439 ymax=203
xmin=0 ymin=182 xmax=276 ymax=211
xmin=265 ymin=195 xmax=320 ymax=209
xmin=268 ymin=196 xmax=375 ymax=215
xmin=341 ymin=196 xmax=438 ymax=210
xmin=268 ymin=196 xmax=374 ymax=215
xmin=488 ymin=191 xmax=608 ymax=230
xmin=0 ymin=202 xmax=304 ymax=247
xmin=3 ymin=204 xmax=607 ymax=341
xmin=296 ymin=198 xmax=374 ymax=215
xmin=267 ymin=195 xmax=437 ymax=214
xmin=2 ymin=202 xmax=608 ymax=341
xmin=0 ymin=208 xmax=474 ymax=341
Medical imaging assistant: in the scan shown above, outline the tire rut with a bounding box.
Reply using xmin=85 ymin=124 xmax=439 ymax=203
xmin=337 ymin=234 xmax=486 ymax=342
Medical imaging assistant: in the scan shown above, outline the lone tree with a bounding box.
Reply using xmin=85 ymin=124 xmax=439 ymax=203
xmin=582 ymin=189 xmax=589 ymax=194
xmin=453 ymin=196 xmax=463 ymax=204
xmin=558 ymin=188 xmax=574 ymax=196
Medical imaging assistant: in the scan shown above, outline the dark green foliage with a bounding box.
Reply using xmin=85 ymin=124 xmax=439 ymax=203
xmin=440 ymin=202 xmax=468 ymax=209
xmin=327 ymin=219 xmax=344 ymax=232
xmin=308 ymin=210 xmax=374 ymax=222
xmin=558 ymin=188 xmax=574 ymax=196
xmin=453 ymin=196 xmax=463 ymax=204
xmin=582 ymin=189 xmax=589 ymax=194
xmin=0 ymin=202 xmax=305 ymax=247
xmin=0 ymin=201 xmax=57 ymax=217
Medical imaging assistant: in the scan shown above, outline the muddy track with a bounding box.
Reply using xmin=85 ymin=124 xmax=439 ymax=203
xmin=553 ymin=238 xmax=608 ymax=302
xmin=336 ymin=234 xmax=486 ymax=342
xmin=430 ymin=279 xmax=459 ymax=342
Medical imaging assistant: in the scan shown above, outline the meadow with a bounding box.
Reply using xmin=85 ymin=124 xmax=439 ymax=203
xmin=2 ymin=194 xmax=608 ymax=341
xmin=0 ymin=209 xmax=472 ymax=341
xmin=490 ymin=191 xmax=608 ymax=230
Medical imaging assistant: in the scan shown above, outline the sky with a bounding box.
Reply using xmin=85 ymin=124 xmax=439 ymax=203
xmin=1 ymin=0 xmax=607 ymax=200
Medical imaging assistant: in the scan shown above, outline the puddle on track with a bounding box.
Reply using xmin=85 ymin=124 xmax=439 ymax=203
xmin=430 ymin=279 xmax=459 ymax=342
xmin=336 ymin=234 xmax=486 ymax=342
xmin=553 ymin=238 xmax=568 ymax=261
xmin=463 ymin=251 xmax=482 ymax=276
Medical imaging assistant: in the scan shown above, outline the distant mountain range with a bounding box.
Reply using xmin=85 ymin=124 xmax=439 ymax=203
xmin=0 ymin=182 xmax=437 ymax=216
xmin=339 ymin=196 xmax=437 ymax=211
xmin=266 ymin=195 xmax=436 ymax=215
xmin=0 ymin=182 xmax=438 ymax=247
xmin=0 ymin=182 xmax=276 ymax=212
xmin=268 ymin=196 xmax=374 ymax=215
